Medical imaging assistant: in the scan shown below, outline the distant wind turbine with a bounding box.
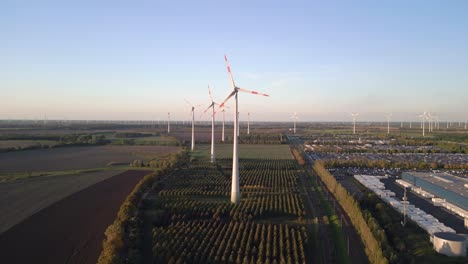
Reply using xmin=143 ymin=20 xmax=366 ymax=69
xmin=247 ymin=112 xmax=251 ymax=135
xmin=291 ymin=112 xmax=299 ymax=134
xmin=351 ymin=113 xmax=359 ymax=135
xmin=216 ymin=104 xmax=230 ymax=142
xmin=418 ymin=112 xmax=427 ymax=137
xmin=385 ymin=113 xmax=392 ymax=135
xmin=202 ymin=85 xmax=218 ymax=163
xmin=167 ymin=112 xmax=171 ymax=134
xmin=184 ymin=99 xmax=202 ymax=151
xmin=219 ymin=55 xmax=269 ymax=204
xmin=426 ymin=112 xmax=433 ymax=132
xmin=222 ymin=108 xmax=226 ymax=142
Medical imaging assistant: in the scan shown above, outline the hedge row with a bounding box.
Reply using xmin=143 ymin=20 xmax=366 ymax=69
xmin=313 ymin=160 xmax=388 ymax=264
xmin=97 ymin=150 xmax=189 ymax=264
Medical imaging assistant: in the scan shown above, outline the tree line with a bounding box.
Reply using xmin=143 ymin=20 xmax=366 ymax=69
xmin=313 ymin=161 xmax=388 ymax=264
xmin=97 ymin=150 xmax=190 ymax=264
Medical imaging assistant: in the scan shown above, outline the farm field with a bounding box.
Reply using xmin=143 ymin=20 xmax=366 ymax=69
xmin=0 ymin=145 xmax=180 ymax=174
xmin=145 ymin=144 xmax=311 ymax=263
xmin=0 ymin=170 xmax=150 ymax=264
xmin=0 ymin=139 xmax=58 ymax=150
xmin=0 ymin=169 xmax=123 ymax=234
xmin=193 ymin=143 xmax=292 ymax=160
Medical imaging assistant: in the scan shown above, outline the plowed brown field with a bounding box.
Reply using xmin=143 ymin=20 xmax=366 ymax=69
xmin=0 ymin=170 xmax=150 ymax=264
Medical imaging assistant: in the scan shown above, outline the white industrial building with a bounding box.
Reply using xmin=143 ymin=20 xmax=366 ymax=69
xmin=355 ymin=175 xmax=467 ymax=257
xmin=396 ymin=179 xmax=468 ymax=228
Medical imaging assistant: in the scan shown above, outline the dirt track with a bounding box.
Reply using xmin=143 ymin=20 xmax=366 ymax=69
xmin=0 ymin=170 xmax=150 ymax=264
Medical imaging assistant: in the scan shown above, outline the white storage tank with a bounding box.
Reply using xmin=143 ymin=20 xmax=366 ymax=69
xmin=433 ymin=232 xmax=466 ymax=257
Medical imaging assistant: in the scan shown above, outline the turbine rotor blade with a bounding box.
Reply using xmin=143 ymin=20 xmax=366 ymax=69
xmin=238 ymin=87 xmax=269 ymax=97
xmin=208 ymin=85 xmax=214 ymax=102
xmin=224 ymin=55 xmax=236 ymax=90
xmin=219 ymin=91 xmax=236 ymax=108
xmin=202 ymin=103 xmax=214 ymax=114
xmin=184 ymin=98 xmax=192 ymax=107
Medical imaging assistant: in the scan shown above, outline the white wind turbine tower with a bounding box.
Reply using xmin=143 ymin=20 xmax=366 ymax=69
xmin=219 ymin=55 xmax=270 ymax=204
xmin=222 ymin=108 xmax=226 ymax=142
xmin=237 ymin=112 xmax=240 ymax=137
xmin=217 ymin=105 xmax=230 ymax=142
xmin=184 ymin=99 xmax=202 ymax=151
xmin=426 ymin=112 xmax=433 ymax=132
xmin=247 ymin=112 xmax=251 ymax=135
xmin=202 ymin=85 xmax=218 ymax=163
xmin=433 ymin=115 xmax=440 ymax=130
xmin=418 ymin=112 xmax=427 ymax=137
xmin=385 ymin=113 xmax=392 ymax=135
xmin=291 ymin=112 xmax=299 ymax=134
xmin=167 ymin=112 xmax=171 ymax=134
xmin=350 ymin=113 xmax=359 ymax=135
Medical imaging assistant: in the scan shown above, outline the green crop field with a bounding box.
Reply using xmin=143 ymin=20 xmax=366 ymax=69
xmin=193 ymin=144 xmax=293 ymax=160
xmin=133 ymin=135 xmax=179 ymax=145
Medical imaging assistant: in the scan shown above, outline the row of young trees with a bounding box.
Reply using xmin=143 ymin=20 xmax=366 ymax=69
xmin=0 ymin=133 xmax=109 ymax=152
xmin=220 ymin=133 xmax=288 ymax=145
xmin=313 ymin=161 xmax=388 ymax=264
xmin=152 ymin=221 xmax=307 ymax=264
xmin=150 ymin=154 xmax=308 ymax=262
xmin=323 ymin=158 xmax=468 ymax=170
xmin=158 ymin=160 xmax=305 ymax=220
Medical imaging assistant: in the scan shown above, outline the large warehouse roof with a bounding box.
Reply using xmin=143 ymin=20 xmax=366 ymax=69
xmin=408 ymin=172 xmax=468 ymax=199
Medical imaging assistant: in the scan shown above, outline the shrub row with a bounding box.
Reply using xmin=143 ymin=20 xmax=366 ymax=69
xmin=314 ymin=161 xmax=388 ymax=264
xmin=97 ymin=150 xmax=189 ymax=264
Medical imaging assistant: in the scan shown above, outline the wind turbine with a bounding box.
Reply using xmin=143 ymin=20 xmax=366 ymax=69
xmin=426 ymin=112 xmax=433 ymax=132
xmin=247 ymin=112 xmax=251 ymax=135
xmin=167 ymin=112 xmax=171 ymax=134
xmin=418 ymin=112 xmax=427 ymax=137
xmin=219 ymin=55 xmax=269 ymax=204
xmin=350 ymin=113 xmax=359 ymax=135
xmin=222 ymin=108 xmax=226 ymax=142
xmin=385 ymin=113 xmax=392 ymax=135
xmin=217 ymin=105 xmax=230 ymax=142
xmin=202 ymin=85 xmax=218 ymax=163
xmin=291 ymin=112 xmax=299 ymax=134
xmin=184 ymin=99 xmax=202 ymax=151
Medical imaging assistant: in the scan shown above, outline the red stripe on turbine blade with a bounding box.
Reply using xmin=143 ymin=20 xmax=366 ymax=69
xmin=227 ymin=66 xmax=231 ymax=73
xmin=252 ymin=91 xmax=258 ymax=94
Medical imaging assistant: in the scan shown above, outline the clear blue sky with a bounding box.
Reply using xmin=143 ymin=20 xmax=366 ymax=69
xmin=2 ymin=0 xmax=467 ymax=121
